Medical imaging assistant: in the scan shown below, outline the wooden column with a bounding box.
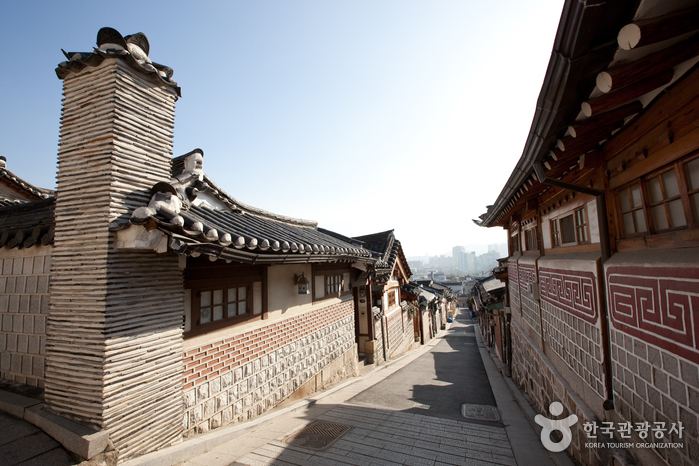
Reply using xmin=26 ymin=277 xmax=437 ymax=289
xmin=46 ymin=58 xmax=184 ymax=461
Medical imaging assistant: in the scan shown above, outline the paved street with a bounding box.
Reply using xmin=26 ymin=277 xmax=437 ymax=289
xmin=0 ymin=411 xmax=73 ymax=466
xmin=152 ymin=308 xmax=570 ymax=466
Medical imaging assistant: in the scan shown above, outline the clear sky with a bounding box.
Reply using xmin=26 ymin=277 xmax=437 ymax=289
xmin=0 ymin=0 xmax=563 ymax=257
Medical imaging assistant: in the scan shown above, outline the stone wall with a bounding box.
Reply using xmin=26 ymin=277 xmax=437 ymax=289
xmin=0 ymin=246 xmax=51 ymax=387
xmin=541 ymin=299 xmax=605 ymax=400
xmin=385 ymin=306 xmax=417 ymax=359
xmin=372 ymin=317 xmax=386 ymax=365
xmin=605 ymin=253 xmax=699 ymax=466
xmin=511 ymin=321 xmax=606 ymax=466
xmin=183 ymin=299 xmax=357 ymax=435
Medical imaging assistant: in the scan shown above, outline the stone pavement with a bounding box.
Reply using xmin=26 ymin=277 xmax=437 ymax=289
xmin=0 ymin=410 xmax=74 ymax=466
xmin=119 ymin=308 xmax=575 ymax=466
xmin=233 ymin=404 xmax=516 ymax=466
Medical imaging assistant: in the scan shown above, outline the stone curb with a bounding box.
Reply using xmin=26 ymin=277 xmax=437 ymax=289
xmin=0 ymin=389 xmax=109 ymax=460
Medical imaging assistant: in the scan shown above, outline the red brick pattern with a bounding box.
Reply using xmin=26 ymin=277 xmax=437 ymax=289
xmin=540 ymin=268 xmax=598 ymax=323
xmin=183 ymin=300 xmax=354 ymax=389
xmin=509 ymin=260 xmax=519 ymax=286
xmin=607 ymin=265 xmax=699 ymax=365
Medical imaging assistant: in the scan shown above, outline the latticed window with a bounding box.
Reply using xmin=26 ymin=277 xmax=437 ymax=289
xmin=687 ymin=157 xmax=699 ymax=223
xmin=616 ymin=153 xmax=699 ymax=237
xmin=326 ymin=275 xmax=342 ymax=295
xmin=575 ymin=208 xmax=588 ymax=243
xmin=646 ymin=167 xmax=685 ymax=231
xmin=524 ymin=228 xmax=538 ymax=251
xmin=198 ymin=286 xmax=248 ymax=324
xmin=618 ymin=183 xmax=647 ymax=236
xmin=551 ymin=207 xmax=588 ymax=247
xmin=387 ymin=289 xmax=396 ymax=308
xmin=551 ymin=218 xmax=561 ymax=247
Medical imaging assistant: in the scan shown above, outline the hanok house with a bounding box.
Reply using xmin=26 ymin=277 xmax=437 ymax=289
xmin=352 ymin=230 xmax=418 ymax=364
xmin=476 ymin=1 xmax=699 ymax=465
xmin=0 ymin=28 xmax=378 ymax=462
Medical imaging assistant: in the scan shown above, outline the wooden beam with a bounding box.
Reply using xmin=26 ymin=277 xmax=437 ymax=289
xmin=598 ymin=35 xmax=699 ymax=93
xmin=581 ymin=69 xmax=674 ymax=117
xmin=618 ymin=6 xmax=699 ymax=50
xmin=568 ymin=101 xmax=643 ymax=139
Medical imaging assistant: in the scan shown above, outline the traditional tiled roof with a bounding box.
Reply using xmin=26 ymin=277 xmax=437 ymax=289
xmin=55 ymin=27 xmax=180 ymax=97
xmin=0 ymin=157 xmax=54 ymax=206
xmin=0 ymin=198 xmax=55 ymax=249
xmin=123 ymin=150 xmax=375 ymax=265
xmin=0 ymin=158 xmax=56 ymax=249
xmin=353 ymin=230 xmax=412 ymax=280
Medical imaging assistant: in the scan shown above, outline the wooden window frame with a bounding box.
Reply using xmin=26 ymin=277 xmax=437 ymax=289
xmin=187 ymin=276 xmax=260 ymax=337
xmin=551 ymin=218 xmax=561 ymax=247
xmin=550 ymin=207 xmax=588 ymax=247
xmin=574 ymin=207 xmax=589 ymax=244
xmin=524 ymin=227 xmax=538 ymax=251
xmin=686 ymin=155 xmax=699 ymax=225
xmin=614 ymin=152 xmax=699 ymax=239
xmin=387 ymin=288 xmax=397 ymax=308
xmin=313 ymin=263 xmax=352 ymax=302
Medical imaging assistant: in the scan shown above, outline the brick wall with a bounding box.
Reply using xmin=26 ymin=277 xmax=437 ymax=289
xmin=182 ymin=299 xmax=357 ymax=435
xmin=0 ymin=246 xmax=51 ymax=387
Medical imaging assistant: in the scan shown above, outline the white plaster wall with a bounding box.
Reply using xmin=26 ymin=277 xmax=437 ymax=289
xmin=267 ymin=264 xmax=313 ymax=319
xmin=587 ymin=199 xmax=600 ymax=244
xmin=542 ymin=220 xmax=551 ymax=249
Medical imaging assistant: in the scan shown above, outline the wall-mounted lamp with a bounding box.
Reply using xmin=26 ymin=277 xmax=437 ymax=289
xmin=294 ymin=273 xmax=310 ymax=295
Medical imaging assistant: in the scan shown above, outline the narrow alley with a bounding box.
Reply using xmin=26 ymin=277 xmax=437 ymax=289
xmin=133 ymin=309 xmax=574 ymax=466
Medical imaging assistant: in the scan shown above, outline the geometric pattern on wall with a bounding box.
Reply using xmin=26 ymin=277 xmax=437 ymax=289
xmin=518 ymin=263 xmax=536 ymax=290
xmin=540 ymin=268 xmax=598 ymax=324
xmin=509 ymin=260 xmax=519 ymax=286
xmin=607 ymin=265 xmax=699 ymax=364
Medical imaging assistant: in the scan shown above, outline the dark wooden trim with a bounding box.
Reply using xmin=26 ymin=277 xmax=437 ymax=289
xmin=262 ymin=266 xmax=269 ymax=320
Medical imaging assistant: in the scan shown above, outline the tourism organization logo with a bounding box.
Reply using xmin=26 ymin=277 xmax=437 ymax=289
xmin=534 ymin=402 xmax=579 ymax=452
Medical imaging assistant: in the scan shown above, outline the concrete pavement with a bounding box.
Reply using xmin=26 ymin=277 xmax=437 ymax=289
xmin=122 ymin=308 xmax=575 ymax=466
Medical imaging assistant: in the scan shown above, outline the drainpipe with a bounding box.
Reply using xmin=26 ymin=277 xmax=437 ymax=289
xmin=533 ymin=162 xmax=615 ymax=411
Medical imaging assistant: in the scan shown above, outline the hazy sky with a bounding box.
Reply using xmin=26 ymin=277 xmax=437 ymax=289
xmin=0 ymin=0 xmax=563 ymax=257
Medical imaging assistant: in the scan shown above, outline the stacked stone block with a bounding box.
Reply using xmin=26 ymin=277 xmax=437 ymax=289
xmin=511 ymin=321 xmax=606 ymax=465
xmin=509 ymin=282 xmax=520 ymax=319
xmin=0 ymin=247 xmax=51 ymax=387
xmin=520 ymin=292 xmax=541 ymax=338
xmin=183 ymin=299 xmax=357 ymax=434
xmin=611 ymin=329 xmax=699 ymax=465
xmin=385 ymin=307 xmax=416 ymax=359
xmin=541 ymin=299 xmax=605 ymax=398
xmin=373 ymin=318 xmax=386 ymax=365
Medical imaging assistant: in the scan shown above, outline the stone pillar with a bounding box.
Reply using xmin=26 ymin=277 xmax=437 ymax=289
xmin=46 ymin=31 xmax=185 ymax=460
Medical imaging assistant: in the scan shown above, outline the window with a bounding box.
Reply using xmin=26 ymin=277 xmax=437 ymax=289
xmin=188 ymin=278 xmax=260 ymax=335
xmin=325 ymin=274 xmax=343 ymax=295
xmin=511 ymin=233 xmax=520 ymax=253
xmin=616 ymin=153 xmax=699 ymax=238
xmin=687 ymin=157 xmax=699 ymax=223
xmin=551 ymin=217 xmax=561 ymax=247
xmin=618 ymin=183 xmax=647 ymax=235
xmin=387 ymin=289 xmax=396 ymax=308
xmin=551 ymin=207 xmax=588 ymax=247
xmin=646 ymin=168 xmax=686 ymax=231
xmin=524 ymin=228 xmax=538 ymax=251
xmin=198 ymin=286 xmax=248 ymax=324
xmin=575 ymin=208 xmax=588 ymax=243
